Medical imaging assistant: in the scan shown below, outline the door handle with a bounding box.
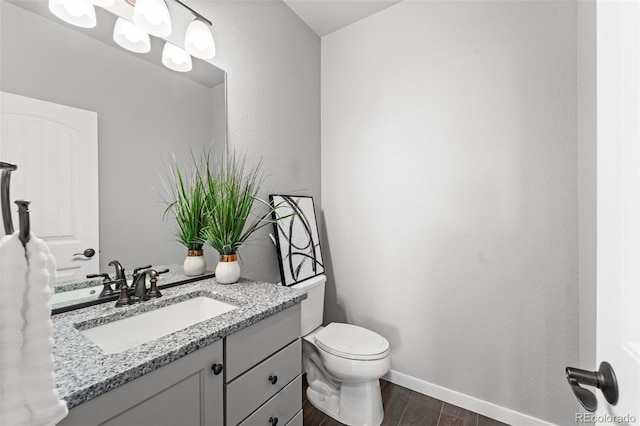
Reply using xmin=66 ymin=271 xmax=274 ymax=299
xmin=566 ymin=361 xmax=618 ymax=412
xmin=72 ymin=248 xmax=96 ymax=260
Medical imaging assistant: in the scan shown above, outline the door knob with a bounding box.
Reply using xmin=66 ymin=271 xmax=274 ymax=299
xmin=211 ymin=363 xmax=223 ymax=375
xmin=73 ymin=248 xmax=96 ymax=259
xmin=566 ymin=361 xmax=618 ymax=412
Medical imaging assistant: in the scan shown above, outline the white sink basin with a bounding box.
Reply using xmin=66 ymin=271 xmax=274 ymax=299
xmin=80 ymin=296 xmax=237 ymax=354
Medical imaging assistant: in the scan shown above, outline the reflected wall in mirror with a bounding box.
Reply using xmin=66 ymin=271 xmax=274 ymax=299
xmin=0 ymin=0 xmax=226 ymax=309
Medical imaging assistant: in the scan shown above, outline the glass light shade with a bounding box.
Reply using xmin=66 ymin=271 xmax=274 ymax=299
xmin=184 ymin=19 xmax=216 ymax=59
xmin=162 ymin=42 xmax=192 ymax=72
xmin=113 ymin=18 xmax=150 ymax=53
xmin=133 ymin=0 xmax=171 ymax=38
xmin=48 ymin=0 xmax=96 ymax=28
xmin=90 ymin=0 xmax=114 ymax=6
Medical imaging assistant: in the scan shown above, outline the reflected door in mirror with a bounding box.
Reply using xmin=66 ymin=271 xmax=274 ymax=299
xmin=0 ymin=92 xmax=99 ymax=282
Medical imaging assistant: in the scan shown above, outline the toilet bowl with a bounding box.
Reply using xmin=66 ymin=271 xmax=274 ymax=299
xmin=314 ymin=323 xmax=390 ymax=382
xmin=290 ymin=275 xmax=391 ymax=426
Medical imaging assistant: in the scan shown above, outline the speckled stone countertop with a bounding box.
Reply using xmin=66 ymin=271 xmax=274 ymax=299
xmin=52 ymin=277 xmax=306 ymax=409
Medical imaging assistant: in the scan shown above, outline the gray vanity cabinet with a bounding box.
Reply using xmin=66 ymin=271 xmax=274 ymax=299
xmin=57 ymin=303 xmax=303 ymax=426
xmin=225 ymin=304 xmax=302 ymax=425
xmin=59 ymin=339 xmax=224 ymax=426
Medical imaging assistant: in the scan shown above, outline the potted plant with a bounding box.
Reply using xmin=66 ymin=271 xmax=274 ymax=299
xmin=159 ymin=154 xmax=207 ymax=276
xmin=202 ymin=152 xmax=278 ymax=284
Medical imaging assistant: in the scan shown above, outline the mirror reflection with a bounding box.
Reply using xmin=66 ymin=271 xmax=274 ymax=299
xmin=0 ymin=0 xmax=226 ymax=311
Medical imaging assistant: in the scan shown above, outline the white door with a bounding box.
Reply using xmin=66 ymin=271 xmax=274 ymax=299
xmin=0 ymin=91 xmax=99 ymax=282
xmin=596 ymin=0 xmax=640 ymax=422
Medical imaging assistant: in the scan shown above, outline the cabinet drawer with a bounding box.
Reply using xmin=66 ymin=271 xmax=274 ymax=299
xmin=226 ymin=339 xmax=301 ymax=425
xmin=237 ymin=375 xmax=301 ymax=426
xmin=285 ymin=410 xmax=303 ymax=426
xmin=226 ymin=304 xmax=301 ymax=380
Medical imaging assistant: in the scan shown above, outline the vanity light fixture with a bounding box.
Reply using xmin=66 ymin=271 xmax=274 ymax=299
xmin=48 ymin=0 xmax=216 ymax=73
xmin=133 ymin=0 xmax=172 ymax=37
xmin=161 ymin=41 xmax=192 ymax=72
xmin=48 ymin=0 xmax=97 ymax=28
xmin=113 ymin=17 xmax=151 ymax=53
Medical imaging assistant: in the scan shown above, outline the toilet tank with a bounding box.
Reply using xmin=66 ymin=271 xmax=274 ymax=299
xmin=291 ymin=274 xmax=326 ymax=335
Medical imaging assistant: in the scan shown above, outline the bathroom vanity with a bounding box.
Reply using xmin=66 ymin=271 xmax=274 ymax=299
xmin=53 ymin=277 xmax=306 ymax=426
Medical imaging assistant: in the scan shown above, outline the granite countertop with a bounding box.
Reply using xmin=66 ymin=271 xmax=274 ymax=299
xmin=52 ymin=277 xmax=306 ymax=409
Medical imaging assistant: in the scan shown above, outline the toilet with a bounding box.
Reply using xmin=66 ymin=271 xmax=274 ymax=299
xmin=291 ymin=274 xmax=390 ymax=426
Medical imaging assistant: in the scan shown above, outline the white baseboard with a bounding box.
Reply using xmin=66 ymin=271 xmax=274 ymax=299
xmin=384 ymin=369 xmax=557 ymax=426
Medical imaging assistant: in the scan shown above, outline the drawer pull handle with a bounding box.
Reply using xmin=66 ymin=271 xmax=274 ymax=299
xmin=268 ymin=375 xmax=278 ymax=385
xmin=269 ymin=417 xmax=278 ymax=425
xmin=211 ymin=363 xmax=223 ymax=375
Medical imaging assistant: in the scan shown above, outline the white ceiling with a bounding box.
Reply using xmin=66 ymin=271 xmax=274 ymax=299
xmin=282 ymin=0 xmax=403 ymax=37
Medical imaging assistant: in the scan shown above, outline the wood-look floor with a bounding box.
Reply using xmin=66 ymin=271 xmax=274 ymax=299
xmin=302 ymin=377 xmax=510 ymax=426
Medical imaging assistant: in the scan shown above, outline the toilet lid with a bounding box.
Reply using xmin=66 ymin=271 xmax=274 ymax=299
xmin=314 ymin=323 xmax=390 ymax=360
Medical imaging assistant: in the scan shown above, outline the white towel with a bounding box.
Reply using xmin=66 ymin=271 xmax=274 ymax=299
xmin=0 ymin=233 xmax=68 ymax=426
xmin=23 ymin=234 xmax=68 ymax=426
xmin=0 ymin=233 xmax=29 ymax=426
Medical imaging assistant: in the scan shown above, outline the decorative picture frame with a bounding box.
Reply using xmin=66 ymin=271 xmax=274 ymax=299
xmin=270 ymin=195 xmax=324 ymax=286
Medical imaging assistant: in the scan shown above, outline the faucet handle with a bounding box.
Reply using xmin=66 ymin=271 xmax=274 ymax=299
xmin=133 ymin=265 xmax=152 ymax=275
xmin=98 ymin=280 xmax=119 ymax=298
xmin=147 ymin=269 xmax=163 ymax=299
xmin=114 ymin=279 xmax=130 ymax=307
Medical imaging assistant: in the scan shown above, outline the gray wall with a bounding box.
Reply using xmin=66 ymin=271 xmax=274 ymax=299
xmin=0 ymin=1 xmax=223 ymax=270
xmin=321 ymin=1 xmax=579 ymax=424
xmin=195 ymin=0 xmax=321 ymax=283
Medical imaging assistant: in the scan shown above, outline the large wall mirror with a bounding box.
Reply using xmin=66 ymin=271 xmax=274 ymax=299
xmin=0 ymin=0 xmax=226 ymax=310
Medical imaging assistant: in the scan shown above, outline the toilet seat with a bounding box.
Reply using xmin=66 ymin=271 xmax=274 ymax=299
xmin=314 ymin=323 xmax=390 ymax=361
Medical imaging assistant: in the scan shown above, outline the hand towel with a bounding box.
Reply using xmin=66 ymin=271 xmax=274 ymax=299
xmin=23 ymin=234 xmax=68 ymax=426
xmin=0 ymin=232 xmax=68 ymax=426
xmin=0 ymin=234 xmax=30 ymax=426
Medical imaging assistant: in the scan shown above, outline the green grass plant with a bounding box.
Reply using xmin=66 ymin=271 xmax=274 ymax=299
xmin=202 ymin=152 xmax=276 ymax=256
xmin=158 ymin=153 xmax=206 ymax=251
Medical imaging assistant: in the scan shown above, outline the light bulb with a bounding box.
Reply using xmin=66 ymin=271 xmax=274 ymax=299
xmin=184 ymin=19 xmax=216 ymax=59
xmin=162 ymin=42 xmax=192 ymax=72
xmin=48 ymin=0 xmax=96 ymax=28
xmin=113 ymin=17 xmax=150 ymax=53
xmin=133 ymin=0 xmax=171 ymax=37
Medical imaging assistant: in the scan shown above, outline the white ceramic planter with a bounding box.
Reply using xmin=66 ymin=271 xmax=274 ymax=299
xmin=183 ymin=250 xmax=206 ymax=276
xmin=215 ymin=254 xmax=241 ymax=284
